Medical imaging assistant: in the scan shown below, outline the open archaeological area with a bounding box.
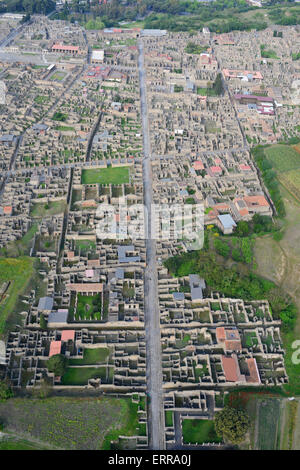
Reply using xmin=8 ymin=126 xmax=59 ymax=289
xmin=0 ymin=0 xmax=299 ymax=452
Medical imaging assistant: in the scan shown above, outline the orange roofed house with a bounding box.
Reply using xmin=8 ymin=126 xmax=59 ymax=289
xmin=216 ymin=327 xmax=242 ymax=352
xmin=51 ymin=43 xmax=85 ymax=55
xmin=234 ymin=194 xmax=272 ymax=219
xmin=243 ymin=195 xmax=272 ymax=216
xmin=49 ymin=340 xmax=62 ymax=357
xmin=221 ymin=355 xmax=245 ymax=383
xmin=221 ymin=354 xmax=261 ymax=385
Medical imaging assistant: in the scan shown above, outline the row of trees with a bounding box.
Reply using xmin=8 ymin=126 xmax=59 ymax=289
xmin=51 ymin=0 xmax=299 ymax=33
xmin=1 ymin=0 xmax=55 ymax=15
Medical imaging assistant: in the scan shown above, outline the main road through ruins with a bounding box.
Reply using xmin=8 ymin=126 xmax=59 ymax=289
xmin=138 ymin=40 xmax=165 ymax=450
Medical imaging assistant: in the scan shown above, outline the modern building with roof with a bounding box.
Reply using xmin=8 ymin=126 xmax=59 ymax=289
xmin=47 ymin=310 xmax=68 ymax=327
xmin=38 ymin=297 xmax=54 ymax=312
xmin=217 ymin=214 xmax=237 ymax=234
xmin=189 ymin=274 xmax=206 ymax=301
xmin=117 ymin=245 xmax=141 ymax=264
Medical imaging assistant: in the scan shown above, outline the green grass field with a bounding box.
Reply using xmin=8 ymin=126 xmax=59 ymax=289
xmin=0 ymin=397 xmax=139 ymax=450
xmin=81 ymin=167 xmax=130 ymax=185
xmin=61 ymin=366 xmax=111 ymax=385
xmin=279 ymin=169 xmax=300 ymax=202
xmin=34 ymin=95 xmax=50 ymax=104
xmin=281 ymin=400 xmax=298 ymax=450
xmin=75 ymin=293 xmax=101 ymax=321
xmin=182 ymin=419 xmax=222 ymax=445
xmin=30 ymin=200 xmax=66 ymax=218
xmin=264 ymin=145 xmax=300 ymax=172
xmin=0 ymin=257 xmax=35 ymax=336
xmin=165 ymin=410 xmax=173 ymax=427
xmin=55 ymin=125 xmax=75 ymax=132
xmin=69 ymin=347 xmax=110 ymax=365
xmin=0 ymin=436 xmax=49 ymax=450
xmin=253 ymin=145 xmax=300 ymax=396
xmin=75 ymin=239 xmax=96 ymax=255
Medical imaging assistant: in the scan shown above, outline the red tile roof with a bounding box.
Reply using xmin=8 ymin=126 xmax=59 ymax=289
xmin=244 ymin=195 xmax=269 ymax=207
xmin=210 ymin=165 xmax=222 ymax=173
xmin=216 ymin=327 xmax=226 ymax=342
xmin=193 ymin=160 xmax=204 ymax=170
xmin=61 ymin=330 xmax=75 ymax=342
xmin=221 ymin=355 xmax=243 ymax=382
xmin=66 ymin=283 xmax=103 ymax=293
xmin=49 ymin=341 xmax=62 ymax=357
xmin=52 ymin=44 xmax=80 ymax=52
xmin=3 ymin=206 xmax=12 ymax=214
xmin=246 ymin=358 xmax=261 ymax=384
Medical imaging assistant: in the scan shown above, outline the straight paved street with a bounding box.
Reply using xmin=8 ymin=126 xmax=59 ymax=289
xmin=138 ymin=40 xmax=165 ymax=450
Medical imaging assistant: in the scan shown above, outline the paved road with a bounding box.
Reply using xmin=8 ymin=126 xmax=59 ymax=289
xmin=138 ymin=40 xmax=165 ymax=450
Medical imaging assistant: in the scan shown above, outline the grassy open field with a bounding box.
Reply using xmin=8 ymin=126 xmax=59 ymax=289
xmin=61 ymin=366 xmax=113 ymax=385
xmin=279 ymin=170 xmax=300 ymax=202
xmin=75 ymin=239 xmax=96 ymax=255
xmin=264 ymin=144 xmax=300 ymax=172
xmin=81 ymin=167 xmax=130 ymax=185
xmin=34 ymin=95 xmax=50 ymax=105
xmin=0 ymin=257 xmax=35 ymax=337
xmin=182 ymin=419 xmax=222 ymax=445
xmin=165 ymin=410 xmax=173 ymax=427
xmin=280 ymin=399 xmax=299 ymax=450
xmin=253 ymin=145 xmax=300 ymax=396
xmin=241 ymin=395 xmax=300 ymax=450
xmin=256 ymin=398 xmax=281 ymax=450
xmin=69 ymin=347 xmax=110 ymax=365
xmin=30 ymin=200 xmax=67 ymax=218
xmin=0 ymin=435 xmax=50 ymax=450
xmin=75 ymin=293 xmax=101 ymax=321
xmin=0 ymin=397 xmax=140 ymax=450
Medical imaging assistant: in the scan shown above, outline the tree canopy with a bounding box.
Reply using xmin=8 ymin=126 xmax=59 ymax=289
xmin=215 ymin=406 xmax=250 ymax=443
xmin=47 ymin=354 xmax=68 ymax=376
xmin=0 ymin=380 xmax=13 ymax=402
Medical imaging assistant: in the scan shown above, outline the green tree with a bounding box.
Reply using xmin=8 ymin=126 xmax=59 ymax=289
xmin=214 ymin=239 xmax=230 ymax=258
xmin=47 ymin=354 xmax=68 ymax=376
xmin=0 ymin=380 xmax=13 ymax=402
xmin=212 ymin=73 xmax=223 ymax=95
xmin=215 ymin=406 xmax=250 ymax=444
xmin=236 ymin=220 xmax=250 ymax=237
